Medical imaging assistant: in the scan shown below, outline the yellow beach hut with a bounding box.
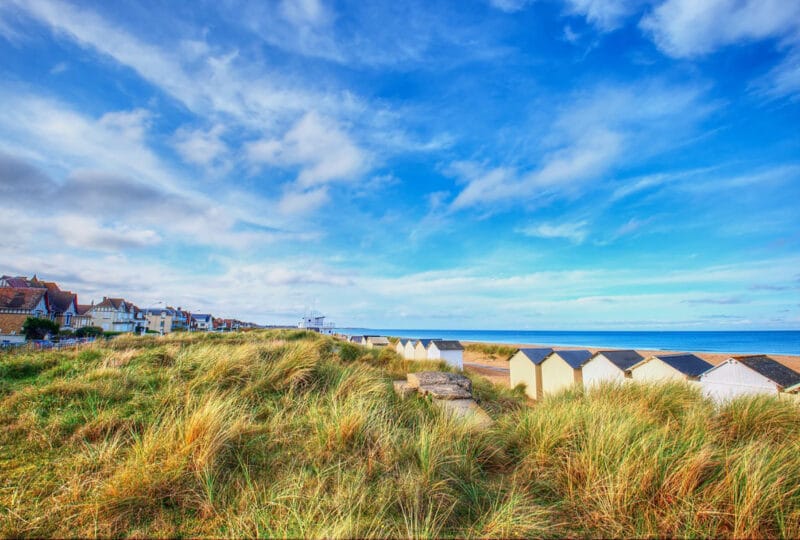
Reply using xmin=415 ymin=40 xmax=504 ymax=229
xmin=628 ymin=353 xmax=712 ymax=384
xmin=540 ymin=350 xmax=592 ymax=397
xmin=508 ymin=348 xmax=553 ymax=400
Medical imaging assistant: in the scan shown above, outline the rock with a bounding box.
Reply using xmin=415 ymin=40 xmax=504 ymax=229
xmin=433 ymin=399 xmax=494 ymax=428
xmin=393 ymin=380 xmax=415 ymax=398
xmin=417 ymin=383 xmax=473 ymax=400
xmin=406 ymin=371 xmax=472 ymax=393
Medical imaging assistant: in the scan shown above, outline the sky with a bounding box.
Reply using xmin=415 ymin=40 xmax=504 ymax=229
xmin=0 ymin=0 xmax=799 ymax=330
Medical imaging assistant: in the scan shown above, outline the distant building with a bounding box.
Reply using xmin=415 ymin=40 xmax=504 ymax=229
xmin=540 ymin=350 xmax=593 ymax=397
xmin=191 ymin=313 xmax=214 ymax=332
xmin=629 ymin=354 xmax=712 ymax=384
xmin=700 ymin=355 xmax=800 ymax=403
xmin=403 ymin=339 xmax=416 ymax=359
xmin=0 ymin=288 xmax=50 ymax=343
xmin=87 ymin=297 xmax=137 ymax=333
xmin=427 ymin=340 xmax=464 ymax=370
xmin=395 ymin=338 xmax=409 ymax=357
xmin=349 ymin=335 xmax=365 ymax=344
xmin=298 ymin=311 xmax=335 ymax=334
xmin=366 ymin=336 xmax=390 ymax=349
xmin=509 ymin=348 xmax=554 ymax=400
xmin=582 ymin=350 xmax=644 ymax=388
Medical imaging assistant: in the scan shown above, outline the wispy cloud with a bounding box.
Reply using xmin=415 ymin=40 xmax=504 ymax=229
xmin=517 ymin=220 xmax=589 ymax=244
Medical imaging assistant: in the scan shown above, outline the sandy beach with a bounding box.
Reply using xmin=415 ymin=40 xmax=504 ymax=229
xmin=462 ymin=340 xmax=800 ymax=388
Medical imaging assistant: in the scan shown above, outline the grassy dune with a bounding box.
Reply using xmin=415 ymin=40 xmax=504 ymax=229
xmin=1 ymin=331 xmax=799 ymax=538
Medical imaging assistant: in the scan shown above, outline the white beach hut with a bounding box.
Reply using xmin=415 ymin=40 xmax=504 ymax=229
xmin=628 ymin=354 xmax=712 ymax=384
xmin=395 ymin=339 xmax=408 ymax=356
xmin=413 ymin=339 xmax=438 ymax=361
xmin=700 ymin=355 xmax=800 ymax=403
xmin=582 ymin=350 xmax=643 ymax=388
xmin=403 ymin=339 xmax=417 ymax=359
xmin=366 ymin=336 xmax=390 ymax=349
xmin=540 ymin=350 xmax=593 ymax=397
xmin=427 ymin=340 xmax=464 ymax=370
xmin=508 ymin=348 xmax=553 ymax=400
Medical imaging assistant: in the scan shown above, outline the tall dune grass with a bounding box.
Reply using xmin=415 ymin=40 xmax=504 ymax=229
xmin=1 ymin=331 xmax=798 ymax=537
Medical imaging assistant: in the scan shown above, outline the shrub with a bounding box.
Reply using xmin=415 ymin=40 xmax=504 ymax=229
xmin=75 ymin=326 xmax=103 ymax=338
xmin=21 ymin=317 xmax=59 ymax=340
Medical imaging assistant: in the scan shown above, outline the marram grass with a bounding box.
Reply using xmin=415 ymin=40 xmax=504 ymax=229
xmin=1 ymin=331 xmax=798 ymax=538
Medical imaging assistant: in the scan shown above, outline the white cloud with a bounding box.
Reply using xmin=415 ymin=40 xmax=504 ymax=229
xmin=450 ymin=81 xmax=710 ymax=211
xmin=56 ymin=217 xmax=162 ymax=250
xmin=488 ymin=0 xmax=533 ymax=13
xmin=173 ymin=124 xmax=228 ymax=167
xmin=640 ymin=0 xmax=800 ymax=58
xmin=563 ymin=0 xmax=644 ymax=31
xmin=245 ymin=111 xmax=367 ymax=188
xmin=518 ymin=220 xmax=589 ymax=243
xmin=277 ymin=187 xmax=330 ymax=215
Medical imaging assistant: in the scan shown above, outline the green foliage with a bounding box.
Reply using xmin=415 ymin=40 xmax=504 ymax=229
xmin=1 ymin=332 xmax=799 ymax=538
xmin=21 ymin=317 xmax=60 ymax=340
xmin=465 ymin=343 xmax=517 ymax=360
xmin=75 ymin=326 xmax=103 ymax=338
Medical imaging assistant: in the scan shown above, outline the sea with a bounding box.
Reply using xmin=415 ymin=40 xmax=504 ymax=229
xmin=337 ymin=329 xmax=800 ymax=356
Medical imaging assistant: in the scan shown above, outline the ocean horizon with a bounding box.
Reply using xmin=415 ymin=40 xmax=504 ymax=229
xmin=337 ymin=329 xmax=800 ymax=356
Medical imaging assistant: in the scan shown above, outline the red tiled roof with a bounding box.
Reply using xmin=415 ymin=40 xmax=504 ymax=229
xmin=0 ymin=288 xmax=47 ymax=311
xmin=48 ymin=290 xmax=78 ymax=314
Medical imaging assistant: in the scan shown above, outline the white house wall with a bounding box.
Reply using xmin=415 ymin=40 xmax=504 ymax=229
xmin=583 ymin=355 xmax=627 ymax=389
xmin=700 ymin=361 xmax=778 ymax=403
xmin=441 ymin=350 xmax=463 ymax=370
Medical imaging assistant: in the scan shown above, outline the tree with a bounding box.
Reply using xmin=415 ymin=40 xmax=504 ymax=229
xmin=75 ymin=326 xmax=103 ymax=338
xmin=21 ymin=317 xmax=60 ymax=341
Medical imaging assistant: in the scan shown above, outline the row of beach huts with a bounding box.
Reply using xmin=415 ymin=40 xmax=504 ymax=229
xmin=348 ymin=336 xmax=465 ymax=369
xmin=347 ymin=333 xmax=800 ymax=404
xmin=508 ymin=348 xmax=800 ymax=404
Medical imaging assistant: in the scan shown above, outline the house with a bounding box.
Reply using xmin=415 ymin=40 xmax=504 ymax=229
xmin=509 ymin=348 xmax=554 ymax=400
xmin=581 ymin=350 xmax=644 ymax=388
xmin=366 ymin=336 xmax=390 ymax=349
xmin=427 ymin=340 xmax=464 ymax=370
xmin=143 ymin=308 xmax=179 ymax=334
xmin=628 ymin=353 xmax=712 ymax=384
xmin=47 ymin=289 xmax=79 ymax=330
xmin=413 ymin=339 xmax=439 ymax=360
xmin=191 ymin=313 xmax=214 ymax=332
xmin=87 ymin=297 xmax=137 ymax=333
xmin=700 ymin=355 xmax=800 ymax=403
xmin=0 ymin=288 xmax=50 ymax=343
xmin=403 ymin=339 xmax=417 ymax=359
xmin=540 ymin=350 xmax=593 ymax=397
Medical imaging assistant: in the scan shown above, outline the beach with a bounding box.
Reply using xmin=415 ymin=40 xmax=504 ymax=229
xmin=462 ymin=340 xmax=800 ymax=388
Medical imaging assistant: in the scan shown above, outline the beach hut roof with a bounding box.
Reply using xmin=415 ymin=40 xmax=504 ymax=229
xmin=734 ymin=355 xmax=800 ymax=389
xmin=416 ymin=338 xmax=438 ymax=347
xmin=591 ymin=350 xmax=644 ymax=370
xmin=551 ymin=350 xmax=593 ymax=369
xmin=367 ymin=336 xmax=389 ymax=344
xmin=648 ymin=354 xmax=712 ymax=378
xmin=432 ymin=340 xmax=463 ymax=351
xmin=515 ymin=348 xmax=554 ymax=365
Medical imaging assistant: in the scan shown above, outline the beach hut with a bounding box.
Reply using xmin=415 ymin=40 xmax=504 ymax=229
xmin=700 ymin=355 xmax=800 ymax=403
xmin=403 ymin=339 xmax=417 ymax=359
xmin=508 ymin=348 xmax=553 ymax=400
xmin=366 ymin=336 xmax=390 ymax=349
xmin=395 ymin=339 xmax=408 ymax=356
xmin=349 ymin=335 xmax=364 ymax=344
xmin=628 ymin=353 xmax=712 ymax=384
xmin=540 ymin=350 xmax=593 ymax=397
xmin=427 ymin=340 xmax=464 ymax=370
xmin=413 ymin=339 xmax=438 ymax=361
xmin=581 ymin=350 xmax=643 ymax=388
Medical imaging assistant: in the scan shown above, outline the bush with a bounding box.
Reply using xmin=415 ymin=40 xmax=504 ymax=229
xmin=75 ymin=326 xmax=103 ymax=338
xmin=21 ymin=317 xmax=59 ymax=340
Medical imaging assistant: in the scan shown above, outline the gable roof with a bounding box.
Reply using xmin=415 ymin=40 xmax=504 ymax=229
xmin=549 ymin=349 xmax=593 ymax=369
xmin=350 ymin=335 xmax=364 ymax=343
xmin=47 ymin=290 xmax=77 ymax=313
xmin=431 ymin=340 xmax=463 ymax=351
xmin=650 ymin=354 xmax=712 ymax=378
xmin=0 ymin=288 xmax=47 ymax=311
xmin=95 ymin=297 xmax=129 ymax=311
xmin=734 ymin=355 xmax=800 ymax=390
xmin=1 ymin=275 xmax=33 ymax=288
xmin=415 ymin=338 xmax=439 ymax=347
xmin=514 ymin=347 xmax=554 ymax=365
xmin=76 ymin=304 xmax=93 ymax=315
xmin=592 ymin=350 xmax=644 ymax=370
xmin=367 ymin=336 xmax=389 ymax=344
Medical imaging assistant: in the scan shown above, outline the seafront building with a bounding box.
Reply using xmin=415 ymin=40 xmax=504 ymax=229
xmin=581 ymin=350 xmax=643 ymax=388
xmin=540 ymin=350 xmax=592 ymax=397
xmin=509 ymin=348 xmax=554 ymax=400
xmin=628 ymin=353 xmax=712 ymax=384
xmin=700 ymin=355 xmax=800 ymax=403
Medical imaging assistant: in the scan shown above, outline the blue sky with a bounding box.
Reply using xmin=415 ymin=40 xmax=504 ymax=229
xmin=0 ymin=0 xmax=798 ymax=329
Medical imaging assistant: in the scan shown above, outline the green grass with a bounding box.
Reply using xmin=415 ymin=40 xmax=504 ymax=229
xmin=1 ymin=331 xmax=798 ymax=537
xmin=464 ymin=343 xmax=517 ymax=360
